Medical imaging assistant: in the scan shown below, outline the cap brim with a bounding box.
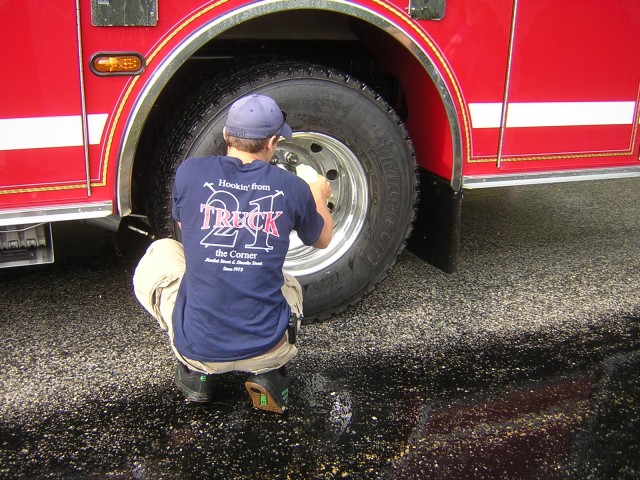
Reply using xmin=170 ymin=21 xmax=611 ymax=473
xmin=278 ymin=123 xmax=293 ymax=140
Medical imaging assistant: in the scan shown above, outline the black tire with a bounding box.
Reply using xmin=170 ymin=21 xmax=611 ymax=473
xmin=149 ymin=61 xmax=417 ymax=320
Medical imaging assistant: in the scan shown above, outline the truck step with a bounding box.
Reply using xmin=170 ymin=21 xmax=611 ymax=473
xmin=0 ymin=223 xmax=54 ymax=268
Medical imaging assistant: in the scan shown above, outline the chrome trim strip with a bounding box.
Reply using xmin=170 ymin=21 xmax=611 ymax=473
xmin=462 ymin=167 xmax=640 ymax=189
xmin=0 ymin=202 xmax=113 ymax=227
xmin=116 ymin=0 xmax=463 ymax=215
xmin=76 ymin=0 xmax=92 ymax=196
xmin=496 ymin=0 xmax=519 ymax=169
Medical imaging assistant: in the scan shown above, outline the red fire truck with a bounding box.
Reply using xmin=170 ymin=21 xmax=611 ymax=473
xmin=1 ymin=1 xmax=639 ymax=319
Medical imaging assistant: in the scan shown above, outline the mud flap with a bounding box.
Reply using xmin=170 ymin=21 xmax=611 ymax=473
xmin=407 ymin=170 xmax=462 ymax=274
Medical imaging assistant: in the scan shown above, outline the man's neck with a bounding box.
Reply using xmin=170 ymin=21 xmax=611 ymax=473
xmin=227 ymin=146 xmax=269 ymax=164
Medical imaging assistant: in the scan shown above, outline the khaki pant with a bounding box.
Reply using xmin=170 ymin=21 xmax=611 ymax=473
xmin=133 ymin=238 xmax=302 ymax=374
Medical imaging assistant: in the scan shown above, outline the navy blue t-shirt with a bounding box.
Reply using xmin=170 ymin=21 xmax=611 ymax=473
xmin=171 ymin=155 xmax=324 ymax=362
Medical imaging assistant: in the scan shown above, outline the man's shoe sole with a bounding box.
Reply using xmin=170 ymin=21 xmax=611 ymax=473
xmin=244 ymin=381 xmax=287 ymax=414
xmin=174 ymin=365 xmax=214 ymax=402
xmin=175 ymin=382 xmax=213 ymax=402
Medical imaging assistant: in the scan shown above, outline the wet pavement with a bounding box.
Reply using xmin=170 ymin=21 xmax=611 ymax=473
xmin=1 ymin=178 xmax=639 ymax=479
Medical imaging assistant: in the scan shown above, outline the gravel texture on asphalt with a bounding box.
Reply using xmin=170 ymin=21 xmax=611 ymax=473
xmin=1 ymin=179 xmax=639 ymax=478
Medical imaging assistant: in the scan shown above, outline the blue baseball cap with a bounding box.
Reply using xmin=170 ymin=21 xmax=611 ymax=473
xmin=225 ymin=94 xmax=292 ymax=140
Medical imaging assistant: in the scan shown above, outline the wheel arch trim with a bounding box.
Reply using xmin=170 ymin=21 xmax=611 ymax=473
xmin=116 ymin=0 xmax=463 ymax=216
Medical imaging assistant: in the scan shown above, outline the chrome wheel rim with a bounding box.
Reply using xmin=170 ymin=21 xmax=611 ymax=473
xmin=278 ymin=132 xmax=369 ymax=277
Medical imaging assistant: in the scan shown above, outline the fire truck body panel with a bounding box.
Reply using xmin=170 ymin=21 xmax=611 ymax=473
xmin=2 ymin=3 xmax=88 ymax=203
xmin=1 ymin=0 xmax=639 ymax=316
xmin=456 ymin=0 xmax=640 ymax=185
xmin=4 ymin=1 xmax=638 ymax=213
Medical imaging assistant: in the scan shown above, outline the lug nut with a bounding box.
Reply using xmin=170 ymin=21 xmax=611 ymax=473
xmin=283 ymin=152 xmax=299 ymax=165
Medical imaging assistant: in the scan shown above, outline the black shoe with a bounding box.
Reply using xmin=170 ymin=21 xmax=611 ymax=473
xmin=174 ymin=363 xmax=214 ymax=402
xmin=245 ymin=368 xmax=291 ymax=414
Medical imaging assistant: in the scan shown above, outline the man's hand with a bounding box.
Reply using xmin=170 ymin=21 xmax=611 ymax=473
xmin=311 ymin=178 xmax=333 ymax=248
xmin=297 ymin=164 xmax=331 ymax=202
xmin=296 ymin=164 xmax=320 ymax=184
xmin=309 ymin=175 xmax=332 ymax=203
xmin=296 ymin=164 xmax=333 ymax=248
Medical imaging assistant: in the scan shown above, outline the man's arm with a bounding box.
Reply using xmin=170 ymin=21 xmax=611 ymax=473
xmin=308 ymin=176 xmax=333 ymax=249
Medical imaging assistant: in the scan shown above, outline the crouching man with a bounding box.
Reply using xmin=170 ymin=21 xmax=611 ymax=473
xmin=133 ymin=94 xmax=332 ymax=413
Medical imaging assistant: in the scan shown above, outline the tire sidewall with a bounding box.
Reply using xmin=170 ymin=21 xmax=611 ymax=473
xmin=171 ymin=70 xmax=416 ymax=317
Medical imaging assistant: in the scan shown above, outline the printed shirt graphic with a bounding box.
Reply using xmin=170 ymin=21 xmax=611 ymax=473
xmin=171 ymin=156 xmax=324 ymax=362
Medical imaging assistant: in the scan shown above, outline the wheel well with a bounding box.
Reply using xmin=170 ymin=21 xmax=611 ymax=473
xmin=132 ymin=9 xmax=451 ymax=216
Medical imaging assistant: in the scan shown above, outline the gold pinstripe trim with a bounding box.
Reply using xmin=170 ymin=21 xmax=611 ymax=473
xmin=370 ymin=0 xmax=472 ymax=162
xmin=374 ymin=1 xmax=639 ymax=166
xmin=111 ymin=0 xmax=460 ymax=193
xmin=468 ymin=151 xmax=636 ymax=164
xmin=147 ymin=0 xmax=231 ymax=64
xmin=0 ymin=184 xmax=86 ymax=195
xmin=467 ymin=97 xmax=640 ymax=163
xmin=114 ymin=0 xmax=466 ymax=203
xmin=110 ymin=0 xmax=640 ymax=176
xmin=1 ymin=1 xmax=231 ymax=197
xmin=468 ymin=67 xmax=640 ymax=165
xmin=100 ymin=0 xmax=231 ymax=186
xmin=5 ymin=0 xmax=460 ymax=196
xmin=7 ymin=0 xmax=634 ymax=198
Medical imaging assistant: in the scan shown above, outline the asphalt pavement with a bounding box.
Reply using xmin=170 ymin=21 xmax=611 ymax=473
xmin=1 ymin=178 xmax=639 ymax=479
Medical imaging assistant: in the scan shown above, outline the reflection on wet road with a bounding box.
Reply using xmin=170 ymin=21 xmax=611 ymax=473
xmin=1 ymin=180 xmax=639 ymax=479
xmin=391 ymin=341 xmax=640 ymax=479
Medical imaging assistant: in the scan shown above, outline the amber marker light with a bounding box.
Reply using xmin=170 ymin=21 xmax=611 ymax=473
xmin=90 ymin=52 xmax=145 ymax=76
